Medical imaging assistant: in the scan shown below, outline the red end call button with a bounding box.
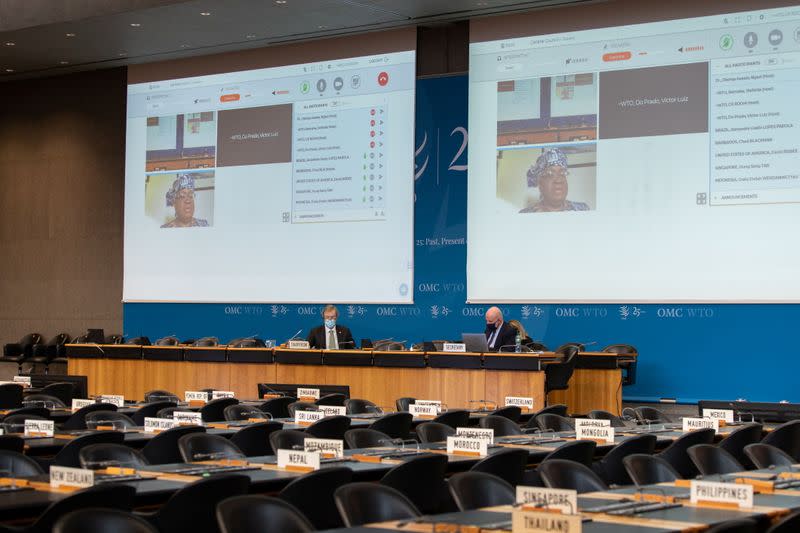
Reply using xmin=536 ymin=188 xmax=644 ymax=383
xmin=377 ymin=72 xmax=389 ymax=86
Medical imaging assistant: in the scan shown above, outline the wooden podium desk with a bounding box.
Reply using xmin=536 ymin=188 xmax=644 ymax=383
xmin=66 ymin=347 xmax=630 ymax=415
xmin=548 ymin=351 xmax=636 ymax=415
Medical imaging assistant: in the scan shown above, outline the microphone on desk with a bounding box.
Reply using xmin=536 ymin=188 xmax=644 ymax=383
xmin=287 ymin=329 xmax=303 ymax=342
xmin=728 ymin=402 xmax=755 ymax=423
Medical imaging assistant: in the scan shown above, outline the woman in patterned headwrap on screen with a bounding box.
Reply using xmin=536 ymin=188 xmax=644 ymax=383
xmin=161 ymin=173 xmax=209 ymax=228
xmin=520 ymin=147 xmax=589 ymax=213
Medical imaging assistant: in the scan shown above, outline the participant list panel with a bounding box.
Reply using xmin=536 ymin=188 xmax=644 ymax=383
xmin=292 ymin=97 xmax=387 ymax=223
xmin=709 ymin=56 xmax=800 ymax=206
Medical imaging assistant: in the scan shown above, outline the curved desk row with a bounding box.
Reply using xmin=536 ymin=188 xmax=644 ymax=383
xmin=65 ymin=345 xmax=634 ymax=415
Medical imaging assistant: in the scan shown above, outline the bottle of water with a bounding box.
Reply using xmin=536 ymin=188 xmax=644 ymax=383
xmin=515 ymin=332 xmax=522 ymax=353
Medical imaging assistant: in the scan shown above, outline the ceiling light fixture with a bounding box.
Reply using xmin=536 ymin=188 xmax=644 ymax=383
xmin=59 ymin=61 xmax=70 ymax=65
xmin=5 ymin=68 xmax=14 ymax=73
xmin=4 ymin=41 xmax=15 ymax=46
xmin=246 ymin=34 xmax=257 ymax=39
xmin=66 ymin=33 xmax=76 ymax=37
xmin=318 ymin=25 xmax=327 ymax=29
xmin=200 ymin=12 xmax=211 ymax=16
xmin=130 ymin=23 xmax=141 ymax=27
xmin=276 ymin=0 xmax=287 ymax=4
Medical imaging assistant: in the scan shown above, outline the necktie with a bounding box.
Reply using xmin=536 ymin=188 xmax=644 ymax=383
xmin=489 ymin=328 xmax=499 ymax=348
xmin=327 ymin=328 xmax=336 ymax=350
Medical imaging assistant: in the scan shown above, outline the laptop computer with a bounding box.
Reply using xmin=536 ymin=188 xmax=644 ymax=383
xmin=462 ymin=333 xmax=489 ymax=353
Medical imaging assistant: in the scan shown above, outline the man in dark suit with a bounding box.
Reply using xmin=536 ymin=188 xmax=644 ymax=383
xmin=307 ymin=304 xmax=356 ymax=349
xmin=485 ymin=306 xmax=517 ymax=352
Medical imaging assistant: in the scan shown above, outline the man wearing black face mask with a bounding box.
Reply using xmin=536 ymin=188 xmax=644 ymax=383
xmin=484 ymin=306 xmax=517 ymax=352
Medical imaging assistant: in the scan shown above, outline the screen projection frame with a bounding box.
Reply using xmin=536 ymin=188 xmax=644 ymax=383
xmin=467 ymin=0 xmax=800 ymax=304
xmin=124 ymin=28 xmax=417 ymax=304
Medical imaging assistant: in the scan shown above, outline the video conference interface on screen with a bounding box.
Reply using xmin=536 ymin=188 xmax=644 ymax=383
xmin=124 ymin=51 xmax=415 ymax=303
xmin=468 ymin=5 xmax=800 ymax=303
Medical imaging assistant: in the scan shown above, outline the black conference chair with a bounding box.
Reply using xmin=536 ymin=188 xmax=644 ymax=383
xmin=61 ymin=403 xmax=119 ymax=430
xmin=623 ymin=454 xmax=682 ymax=485
xmin=23 ymin=393 xmax=66 ymax=409
xmin=688 ymin=444 xmax=745 ymax=476
xmin=448 ymin=471 xmax=515 ymax=511
xmin=487 ymin=406 xmax=522 ymax=422
xmin=29 ymin=334 xmax=71 ymax=375
xmin=587 ymin=409 xmax=628 ymax=428
xmin=2 ymin=333 xmax=43 ymax=373
xmin=126 ymin=336 xmax=151 ymax=345
xmin=334 ymin=482 xmax=421 ymax=527
xmin=657 ymin=428 xmax=715 ymax=478
xmin=525 ymin=404 xmax=568 ymax=429
xmin=539 ymin=459 xmax=609 ymax=493
xmin=230 ymin=421 xmax=282 ymax=457
xmin=369 ymin=412 xmax=413 ymax=439
xmin=541 ymin=440 xmax=597 ymax=467
xmin=1 ymin=413 xmax=48 ymax=434
xmin=223 ymin=404 xmax=268 ymax=421
xmin=41 ymin=382 xmax=75 ymax=405
xmin=761 ymin=420 xmax=800 ymax=461
xmin=259 ymin=396 xmax=296 ymax=419
xmin=79 ymin=443 xmax=149 ymax=470
xmin=0 ymin=383 xmax=23 ymax=409
xmin=591 ymin=434 xmax=657 ymax=486
xmin=178 ymin=433 xmax=245 ymax=462
xmin=306 ymin=415 xmax=351 ymax=440
xmin=2 ymin=406 xmax=50 ymax=419
xmin=54 ymin=508 xmax=157 ymax=533
xmin=416 ymin=421 xmax=455 ymax=443
xmin=478 ymin=415 xmax=523 ymax=437
xmin=216 ymin=496 xmax=313 ymax=533
xmin=0 ymin=435 xmax=24 ymax=453
xmin=536 ymin=413 xmax=574 ymax=432
xmin=278 ymin=467 xmax=353 ymax=530
xmin=154 ymin=336 xmax=180 ymax=346
xmin=544 ymin=345 xmax=578 ymax=402
xmin=200 ymin=398 xmax=239 ymax=422
xmin=136 ymin=475 xmax=250 ymax=533
xmin=432 ymin=410 xmax=470 ymax=429
xmin=270 ymin=429 xmax=307 ymax=452
xmin=316 ymin=393 xmax=346 ymax=407
xmin=52 ymin=431 xmax=126 ymax=468
xmin=345 ymin=398 xmax=381 ymax=415
xmin=0 ymin=450 xmax=45 ymax=476
xmin=141 ymin=425 xmax=206 ymax=465
xmin=144 ymin=390 xmax=179 ymax=403
xmin=768 ymin=511 xmax=800 ymax=533
xmin=287 ymin=402 xmax=318 ymax=418
xmin=719 ymin=423 xmax=763 ymax=469
xmin=470 ymin=448 xmax=528 ymax=486
xmin=156 ymin=407 xmax=181 ymax=419
xmin=395 ymin=397 xmax=416 ymax=412
xmin=344 ymin=428 xmax=392 ymax=449
xmin=634 ymin=406 xmax=674 ymax=424
xmin=706 ymin=519 xmax=759 ymax=533
xmin=744 ymin=443 xmax=795 ymax=469
xmin=11 ymin=484 xmax=135 ymax=533
xmin=131 ymin=401 xmax=178 ymax=426
xmin=84 ymin=411 xmax=137 ymax=430
xmin=380 ymin=454 xmax=449 ymax=514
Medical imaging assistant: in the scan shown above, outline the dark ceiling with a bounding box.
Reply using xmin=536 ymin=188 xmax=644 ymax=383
xmin=0 ymin=0 xmax=593 ymax=80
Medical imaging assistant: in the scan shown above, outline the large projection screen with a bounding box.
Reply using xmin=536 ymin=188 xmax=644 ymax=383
xmin=124 ymin=29 xmax=416 ymax=303
xmin=468 ymin=1 xmax=800 ymax=303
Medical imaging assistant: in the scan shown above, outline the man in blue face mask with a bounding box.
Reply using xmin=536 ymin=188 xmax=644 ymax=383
xmin=307 ymin=304 xmax=356 ymax=350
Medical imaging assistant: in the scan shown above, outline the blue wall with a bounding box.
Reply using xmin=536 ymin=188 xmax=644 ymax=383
xmin=125 ymin=75 xmax=799 ymax=404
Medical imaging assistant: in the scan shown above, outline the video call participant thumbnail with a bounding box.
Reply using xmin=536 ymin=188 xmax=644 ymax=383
xmin=307 ymin=305 xmax=355 ymax=350
xmin=521 ymin=147 xmax=589 ymax=213
xmin=161 ymin=174 xmax=209 ymax=228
